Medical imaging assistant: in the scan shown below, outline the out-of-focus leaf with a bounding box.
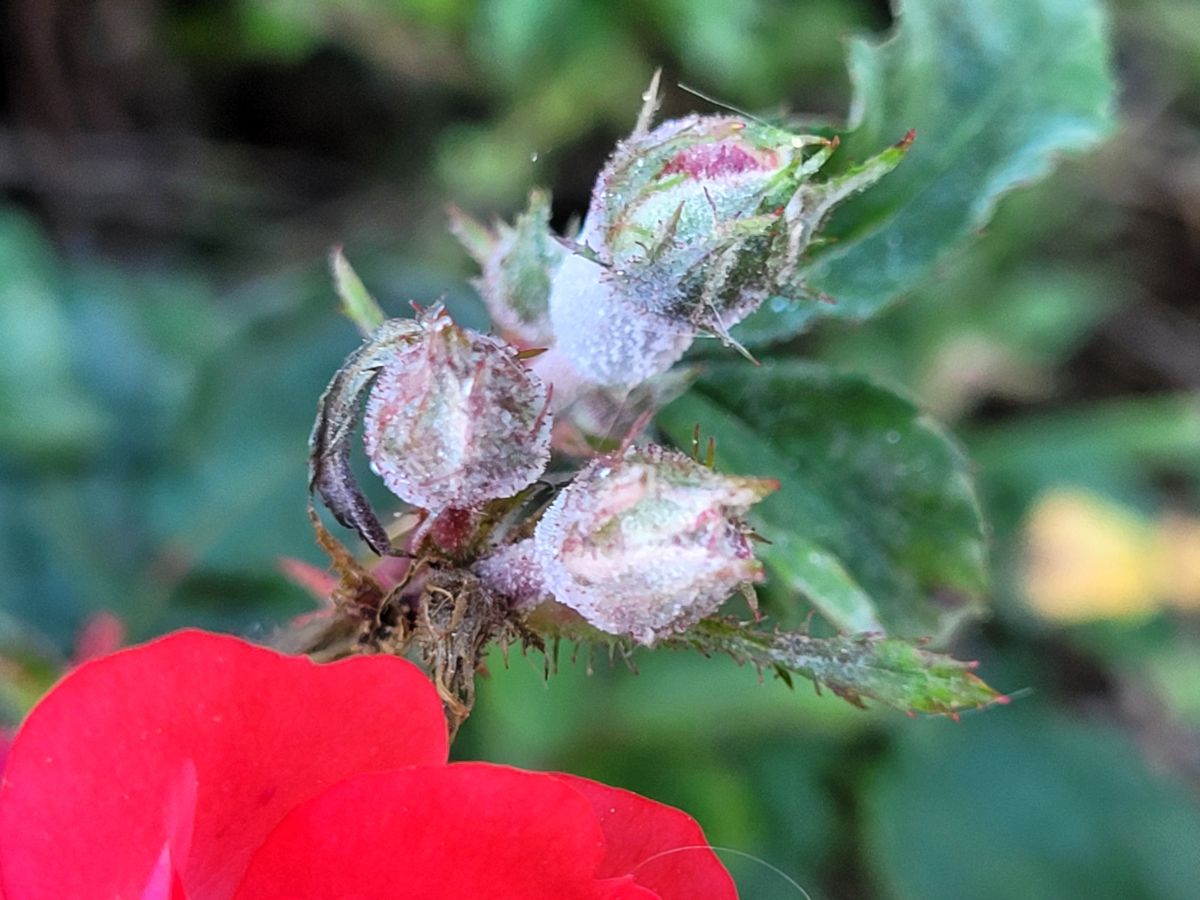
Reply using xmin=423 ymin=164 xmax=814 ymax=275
xmin=234 ymin=0 xmax=325 ymax=60
xmin=738 ymin=0 xmax=1116 ymax=342
xmin=864 ymin=708 xmax=1200 ymax=900
xmin=477 ymin=0 xmax=579 ymax=83
xmin=968 ymin=394 xmax=1200 ymax=531
xmin=0 ymin=213 xmax=108 ymax=463
xmin=659 ymin=362 xmax=986 ymax=639
xmin=971 ymin=395 xmax=1200 ymax=482
xmin=437 ymin=38 xmax=648 ymax=205
xmin=818 ymin=264 xmax=1119 ymax=421
xmin=1142 ymin=633 xmax=1200 ymax=727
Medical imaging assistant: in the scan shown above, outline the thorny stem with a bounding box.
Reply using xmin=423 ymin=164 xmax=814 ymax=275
xmin=288 ymin=512 xmax=542 ymax=738
xmin=529 ymin=610 xmax=1005 ymax=717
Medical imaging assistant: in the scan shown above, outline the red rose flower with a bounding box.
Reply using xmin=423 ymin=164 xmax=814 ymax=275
xmin=0 ymin=630 xmax=736 ymax=899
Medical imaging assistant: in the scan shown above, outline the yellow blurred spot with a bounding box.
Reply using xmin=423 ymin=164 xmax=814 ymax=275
xmin=1023 ymin=489 xmax=1200 ymax=622
xmin=1154 ymin=514 xmax=1200 ymax=611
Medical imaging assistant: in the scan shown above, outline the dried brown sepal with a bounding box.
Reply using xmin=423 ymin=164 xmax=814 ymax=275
xmin=308 ymin=318 xmax=422 ymax=555
xmin=368 ymin=570 xmax=542 ymax=736
xmin=283 ymin=553 xmax=542 ymax=736
xmin=305 ymin=505 xmax=389 ymax=614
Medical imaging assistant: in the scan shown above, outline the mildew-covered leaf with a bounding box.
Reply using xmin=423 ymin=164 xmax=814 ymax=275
xmin=669 ymin=618 xmax=1004 ymax=716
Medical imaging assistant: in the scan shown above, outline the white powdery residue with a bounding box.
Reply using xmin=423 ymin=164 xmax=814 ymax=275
xmin=473 ymin=539 xmax=549 ymax=610
xmin=363 ymin=312 xmax=552 ymax=510
xmin=547 ymin=252 xmax=694 ymax=390
xmin=533 ymin=446 xmax=773 ymax=644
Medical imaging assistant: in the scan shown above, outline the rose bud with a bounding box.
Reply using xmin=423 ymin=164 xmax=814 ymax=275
xmin=450 ymin=189 xmax=565 ymax=346
xmin=548 ymin=100 xmax=911 ymax=387
xmin=533 ymin=444 xmax=777 ymax=644
xmin=363 ymin=305 xmax=552 ymax=512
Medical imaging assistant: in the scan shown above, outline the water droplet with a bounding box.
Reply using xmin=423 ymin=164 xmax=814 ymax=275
xmin=530 ymin=151 xmax=540 ymax=163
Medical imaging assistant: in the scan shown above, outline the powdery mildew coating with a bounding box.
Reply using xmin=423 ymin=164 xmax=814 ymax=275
xmin=533 ymin=444 xmax=776 ymax=644
xmin=363 ymin=310 xmax=552 ymax=511
xmin=545 ymin=114 xmax=821 ymax=389
xmin=452 ymin=190 xmax=563 ymax=346
xmin=473 ymin=538 xmax=548 ymax=610
xmin=547 ymin=251 xmax=694 ymax=390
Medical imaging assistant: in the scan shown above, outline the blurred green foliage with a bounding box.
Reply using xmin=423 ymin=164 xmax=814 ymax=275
xmin=3 ymin=0 xmax=1200 ymax=897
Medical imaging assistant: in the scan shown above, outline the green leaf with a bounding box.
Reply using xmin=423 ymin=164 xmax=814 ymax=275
xmin=658 ymin=362 xmax=986 ymax=639
xmin=737 ymin=0 xmax=1115 ymax=343
xmin=758 ymin=532 xmax=884 ymax=634
xmin=0 ymin=212 xmax=109 ymax=464
xmin=668 ymin=619 xmax=1003 ymax=716
xmin=522 ymin=608 xmax=999 ymax=718
xmin=864 ymin=708 xmax=1200 ymax=900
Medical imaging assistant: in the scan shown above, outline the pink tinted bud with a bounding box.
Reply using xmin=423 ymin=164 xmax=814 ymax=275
xmin=533 ymin=444 xmax=776 ymax=644
xmin=559 ymin=116 xmax=810 ymax=345
xmin=547 ymin=98 xmax=910 ymax=388
xmin=363 ymin=306 xmax=551 ymax=511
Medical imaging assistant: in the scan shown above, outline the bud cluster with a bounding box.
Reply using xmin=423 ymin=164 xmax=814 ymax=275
xmin=455 ymin=79 xmax=911 ymax=391
xmin=311 ymin=80 xmax=904 ymax=644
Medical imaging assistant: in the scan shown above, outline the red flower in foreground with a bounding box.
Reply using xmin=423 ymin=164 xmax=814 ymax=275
xmin=0 ymin=630 xmax=735 ymax=899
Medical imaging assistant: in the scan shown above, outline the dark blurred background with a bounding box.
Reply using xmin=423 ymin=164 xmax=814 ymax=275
xmin=2 ymin=1 xmax=1200 ymax=897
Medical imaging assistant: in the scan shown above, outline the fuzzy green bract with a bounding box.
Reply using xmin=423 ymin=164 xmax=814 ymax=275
xmin=735 ymin=0 xmax=1116 ymax=344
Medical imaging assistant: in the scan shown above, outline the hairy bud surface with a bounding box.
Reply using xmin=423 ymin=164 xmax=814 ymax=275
xmin=363 ymin=307 xmax=552 ymax=511
xmin=534 ymin=444 xmax=776 ymax=643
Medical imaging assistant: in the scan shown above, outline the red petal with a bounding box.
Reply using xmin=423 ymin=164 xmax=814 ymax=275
xmin=0 ymin=630 xmax=448 ymax=899
xmin=0 ymin=732 xmax=7 ymax=900
xmin=555 ymin=775 xmax=738 ymax=900
xmin=235 ymin=763 xmax=658 ymax=899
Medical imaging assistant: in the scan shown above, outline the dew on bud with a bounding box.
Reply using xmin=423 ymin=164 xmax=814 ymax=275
xmin=362 ymin=305 xmax=552 ymax=512
xmin=533 ymin=444 xmax=777 ymax=644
